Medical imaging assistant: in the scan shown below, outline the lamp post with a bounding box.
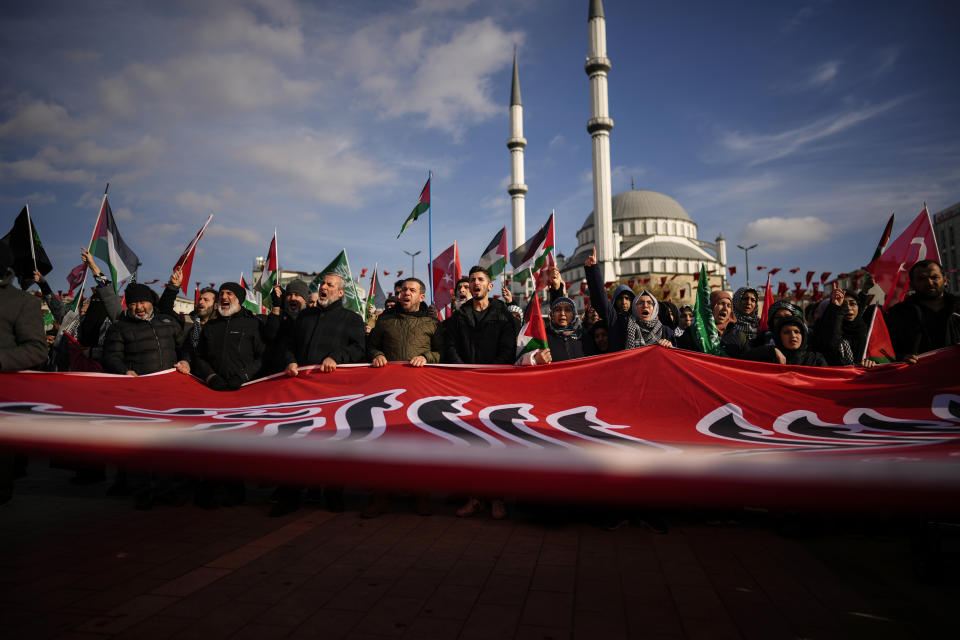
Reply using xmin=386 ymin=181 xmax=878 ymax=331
xmin=403 ymin=250 xmax=421 ymax=278
xmin=737 ymin=244 xmax=758 ymax=287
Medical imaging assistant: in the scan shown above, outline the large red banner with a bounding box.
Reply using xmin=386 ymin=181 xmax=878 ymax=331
xmin=2 ymin=347 xmax=959 ymax=512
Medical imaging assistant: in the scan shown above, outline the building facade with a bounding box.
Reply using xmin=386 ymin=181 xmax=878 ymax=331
xmin=933 ymin=201 xmax=960 ymax=292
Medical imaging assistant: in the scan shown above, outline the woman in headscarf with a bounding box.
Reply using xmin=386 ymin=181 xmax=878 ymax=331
xmin=751 ymin=315 xmax=827 ymax=366
xmin=517 ymin=296 xmax=585 ymax=365
xmin=675 ymin=305 xmax=694 ymax=338
xmin=625 ymin=290 xmax=675 ymax=349
xmin=812 ymin=283 xmax=876 ymax=367
xmin=722 ymin=287 xmax=760 ymax=358
xmin=676 ymin=290 xmax=734 ymax=352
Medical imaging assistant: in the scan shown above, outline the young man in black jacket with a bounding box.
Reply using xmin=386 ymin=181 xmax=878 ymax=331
xmin=887 ymin=260 xmax=960 ymax=363
xmin=443 ymin=265 xmax=518 ymax=365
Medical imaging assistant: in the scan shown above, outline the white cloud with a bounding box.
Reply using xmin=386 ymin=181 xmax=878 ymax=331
xmin=873 ymin=46 xmax=900 ymax=78
xmin=236 ymin=131 xmax=395 ymax=203
xmin=114 ymin=207 xmax=134 ymax=221
xmin=782 ymin=0 xmax=832 ymax=33
xmin=99 ymin=53 xmax=321 ymax=117
xmin=194 ymin=4 xmax=304 ymax=59
xmin=717 ymin=97 xmax=908 ymax=165
xmin=677 ymin=174 xmax=781 ymax=209
xmin=206 ymin=223 xmax=261 ymax=246
xmin=0 ymin=191 xmax=56 ymax=205
xmin=808 ymin=60 xmax=839 ymax=86
xmin=0 ymin=101 xmax=94 ymax=140
xmin=741 ymin=216 xmax=832 ymax=250
xmin=146 ymin=223 xmax=182 ymax=236
xmin=175 ymin=188 xmax=237 ymax=214
xmin=413 ymin=0 xmax=479 ymax=14
xmin=352 ymin=18 xmax=523 ymax=136
xmin=548 ymin=134 xmax=565 ymax=149
xmin=0 ymin=155 xmax=94 ymax=183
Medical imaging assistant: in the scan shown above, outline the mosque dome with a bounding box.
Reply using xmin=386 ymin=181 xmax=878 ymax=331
xmin=581 ymin=189 xmax=692 ymax=228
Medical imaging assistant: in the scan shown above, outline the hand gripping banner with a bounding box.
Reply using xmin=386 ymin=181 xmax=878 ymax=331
xmin=2 ymin=347 xmax=959 ymax=512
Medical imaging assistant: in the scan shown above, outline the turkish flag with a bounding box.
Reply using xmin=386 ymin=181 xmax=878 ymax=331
xmin=805 ymin=271 xmax=815 ymax=287
xmin=728 ymin=266 xmax=737 ymax=275
xmin=758 ymin=273 xmax=774 ymax=333
xmin=431 ymin=242 xmax=461 ymax=319
xmin=866 ymin=207 xmax=941 ymax=309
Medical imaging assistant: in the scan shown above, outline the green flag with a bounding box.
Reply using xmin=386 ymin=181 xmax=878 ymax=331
xmin=690 ymin=264 xmax=726 ymax=356
xmin=314 ymin=249 xmax=366 ymax=319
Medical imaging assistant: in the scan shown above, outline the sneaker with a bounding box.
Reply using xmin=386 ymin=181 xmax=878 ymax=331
xmin=491 ymin=499 xmax=508 ymax=520
xmin=456 ymin=498 xmax=482 ymax=518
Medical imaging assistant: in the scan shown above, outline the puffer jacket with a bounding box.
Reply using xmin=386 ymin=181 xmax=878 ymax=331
xmin=585 ymin=262 xmax=634 ymax=352
xmin=102 ymin=311 xmax=183 ymax=375
xmin=367 ymin=306 xmax=443 ymax=363
xmin=0 ymin=272 xmax=46 ymax=371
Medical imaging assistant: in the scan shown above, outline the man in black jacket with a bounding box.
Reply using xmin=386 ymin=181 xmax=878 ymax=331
xmin=282 ymin=273 xmax=365 ymax=376
xmin=102 ymin=279 xmax=183 ymax=376
xmin=178 ymin=282 xmax=265 ymax=390
xmin=272 ymin=272 xmax=365 ymax=516
xmin=443 ymin=266 xmax=518 ymax=365
xmin=886 ymin=260 xmax=960 ymax=363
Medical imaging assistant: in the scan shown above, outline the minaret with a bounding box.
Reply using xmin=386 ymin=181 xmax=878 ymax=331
xmin=507 ymin=48 xmax=528 ymax=251
xmin=586 ymin=0 xmax=616 ymax=281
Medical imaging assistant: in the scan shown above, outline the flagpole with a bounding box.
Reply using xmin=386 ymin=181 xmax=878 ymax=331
xmin=428 ymin=170 xmax=434 ymax=306
xmin=24 ymin=203 xmax=37 ymax=273
xmin=274 ymin=228 xmax=279 ymax=288
xmin=365 ymin=262 xmax=378 ymax=313
xmin=73 ymin=184 xmax=110 ymax=311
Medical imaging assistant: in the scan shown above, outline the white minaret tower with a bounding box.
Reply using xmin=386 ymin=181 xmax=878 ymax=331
xmin=507 ymin=48 xmax=528 ymax=251
xmin=586 ymin=0 xmax=616 ymax=281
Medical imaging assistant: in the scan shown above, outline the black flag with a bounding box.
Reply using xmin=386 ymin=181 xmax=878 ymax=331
xmin=1 ymin=206 xmax=53 ymax=288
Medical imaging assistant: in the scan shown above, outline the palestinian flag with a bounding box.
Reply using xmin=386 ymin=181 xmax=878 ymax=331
xmin=317 ymin=249 xmax=366 ymax=319
xmin=510 ymin=213 xmax=555 ymax=286
xmin=478 ymin=226 xmax=508 ymax=278
xmin=1 ymin=205 xmax=53 ymax=289
xmin=869 ymin=213 xmax=895 ymax=264
xmin=516 ymin=293 xmax=548 ymax=361
xmin=397 ymin=177 xmax=430 ymax=238
xmin=240 ymin=273 xmax=259 ymax=314
xmin=172 ymin=214 xmax=212 ymax=295
xmin=689 ymin=263 xmax=725 ymax=356
xmin=364 ymin=266 xmax=387 ymax=314
xmin=89 ymin=196 xmax=140 ymax=292
xmin=255 ymin=230 xmax=279 ymax=308
xmin=862 ymin=305 xmax=896 ymax=364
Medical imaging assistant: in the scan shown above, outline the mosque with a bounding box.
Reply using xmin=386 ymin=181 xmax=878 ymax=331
xmin=507 ymin=0 xmax=728 ymax=303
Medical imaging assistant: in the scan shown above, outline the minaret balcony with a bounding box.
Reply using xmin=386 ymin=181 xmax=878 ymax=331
xmin=506 ymin=136 xmax=527 ymax=150
xmin=507 ymin=183 xmax=529 ymax=196
xmin=584 ymin=56 xmax=611 ymax=75
xmin=586 ymin=117 xmax=614 ymax=134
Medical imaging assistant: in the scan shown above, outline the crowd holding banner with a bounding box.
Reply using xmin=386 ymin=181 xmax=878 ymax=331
xmin=1 ymin=184 xmax=958 ymax=515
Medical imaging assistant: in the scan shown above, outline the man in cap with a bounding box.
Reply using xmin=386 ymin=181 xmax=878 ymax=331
xmin=103 ymin=272 xmax=183 ymax=376
xmin=177 ymin=281 xmax=265 ymax=390
xmin=263 ymin=279 xmax=311 ymax=374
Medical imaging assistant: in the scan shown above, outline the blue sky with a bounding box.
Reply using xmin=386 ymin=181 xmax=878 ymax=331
xmin=1 ymin=0 xmax=958 ymax=294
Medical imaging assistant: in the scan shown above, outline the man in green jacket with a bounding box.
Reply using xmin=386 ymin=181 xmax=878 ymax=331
xmin=368 ymin=277 xmax=443 ymax=367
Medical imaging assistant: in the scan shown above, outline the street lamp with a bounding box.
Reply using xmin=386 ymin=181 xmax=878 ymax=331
xmin=737 ymin=244 xmax=758 ymax=287
xmin=403 ymin=250 xmax=422 ymax=278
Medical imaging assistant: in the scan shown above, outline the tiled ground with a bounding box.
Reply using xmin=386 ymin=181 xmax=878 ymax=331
xmin=1 ymin=463 xmax=957 ymax=639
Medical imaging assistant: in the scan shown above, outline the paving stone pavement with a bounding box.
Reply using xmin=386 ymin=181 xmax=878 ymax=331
xmin=1 ymin=462 xmax=957 ymax=639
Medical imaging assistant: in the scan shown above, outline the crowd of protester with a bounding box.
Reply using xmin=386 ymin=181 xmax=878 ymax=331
xmin=2 ymin=241 xmax=958 ymax=518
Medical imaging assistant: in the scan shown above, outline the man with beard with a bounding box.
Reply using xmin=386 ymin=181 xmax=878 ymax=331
xmin=887 ymin=260 xmax=960 ymax=363
xmin=183 ymin=286 xmax=217 ymax=356
xmin=452 ymin=276 xmax=470 ymax=310
xmin=272 ymin=273 xmax=365 ymax=516
xmin=584 ymin=247 xmax=636 ymax=352
xmin=282 ymin=273 xmax=365 ymax=376
xmin=362 ymin=277 xmax=442 ymax=518
xmin=102 ymin=277 xmax=182 ymax=376
xmin=177 ymin=282 xmax=265 ymax=390
xmin=262 ymin=279 xmax=310 ymax=374
xmin=443 ymin=266 xmax=518 ymax=365
xmin=443 ymin=265 xmax=517 ymax=519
